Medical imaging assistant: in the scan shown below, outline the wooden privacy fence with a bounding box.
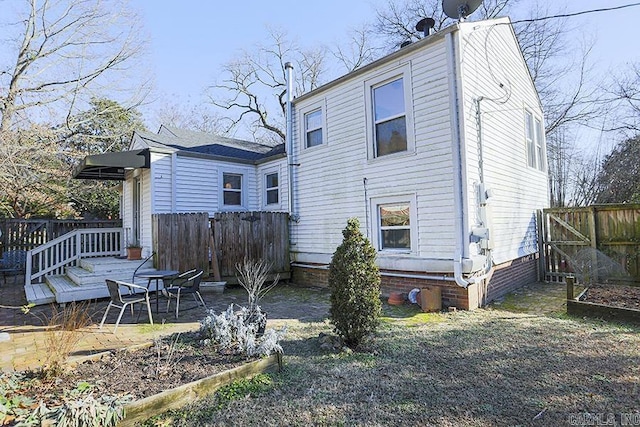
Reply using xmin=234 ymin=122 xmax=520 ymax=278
xmin=541 ymin=205 xmax=640 ymax=285
xmin=152 ymin=213 xmax=210 ymax=274
xmin=212 ymin=211 xmax=290 ymax=282
xmin=0 ymin=219 xmax=122 ymax=254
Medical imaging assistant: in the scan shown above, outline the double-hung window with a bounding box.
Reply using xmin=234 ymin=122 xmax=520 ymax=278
xmin=222 ymin=173 xmax=242 ymax=206
xmin=265 ymin=172 xmax=279 ymax=205
xmin=373 ymin=78 xmax=407 ymax=156
xmin=304 ymin=109 xmax=324 ymax=148
xmin=375 ymin=199 xmax=416 ymax=252
xmin=525 ymin=110 xmax=545 ymax=171
xmin=366 ymin=66 xmax=413 ymax=159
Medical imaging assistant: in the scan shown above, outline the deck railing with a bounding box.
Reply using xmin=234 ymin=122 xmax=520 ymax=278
xmin=26 ymin=228 xmax=124 ymax=284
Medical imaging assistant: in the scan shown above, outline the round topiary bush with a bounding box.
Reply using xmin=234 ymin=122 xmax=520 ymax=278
xmin=328 ymin=217 xmax=382 ymax=348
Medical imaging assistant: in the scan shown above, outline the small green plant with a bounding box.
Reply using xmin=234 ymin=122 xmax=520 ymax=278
xmin=214 ymin=374 xmax=273 ymax=408
xmin=328 ymin=217 xmax=382 ymax=348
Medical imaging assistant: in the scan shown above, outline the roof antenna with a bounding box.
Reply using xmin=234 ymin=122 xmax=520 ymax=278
xmin=442 ymin=0 xmax=483 ymax=22
xmin=415 ymin=17 xmax=436 ymax=37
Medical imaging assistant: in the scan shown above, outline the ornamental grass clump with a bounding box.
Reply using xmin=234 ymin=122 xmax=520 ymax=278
xmin=328 ymin=217 xmax=382 ymax=348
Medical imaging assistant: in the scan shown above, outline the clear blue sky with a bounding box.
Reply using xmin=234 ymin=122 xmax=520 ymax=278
xmin=130 ymin=0 xmax=640 ymax=144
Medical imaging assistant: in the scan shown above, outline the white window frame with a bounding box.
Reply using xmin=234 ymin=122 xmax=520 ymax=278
xmin=264 ymin=169 xmax=280 ymax=207
xmin=365 ymin=65 xmax=414 ymax=160
xmin=219 ymin=169 xmax=248 ymax=210
xmin=525 ymin=109 xmax=546 ymax=171
xmin=299 ymin=101 xmax=326 ymax=150
xmin=370 ymin=194 xmax=418 ymax=254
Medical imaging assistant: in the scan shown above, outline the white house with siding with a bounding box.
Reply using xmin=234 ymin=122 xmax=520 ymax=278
xmin=286 ymin=16 xmax=548 ymax=309
xmin=117 ymin=125 xmax=288 ymax=252
xmin=73 ymin=16 xmax=547 ymax=310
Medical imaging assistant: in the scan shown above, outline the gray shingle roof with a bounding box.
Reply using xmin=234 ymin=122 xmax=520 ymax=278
xmin=134 ymin=125 xmax=285 ymax=162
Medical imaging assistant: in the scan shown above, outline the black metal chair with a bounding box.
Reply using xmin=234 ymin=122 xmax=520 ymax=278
xmin=165 ymin=269 xmax=206 ymax=318
xmin=99 ymin=279 xmax=153 ymax=332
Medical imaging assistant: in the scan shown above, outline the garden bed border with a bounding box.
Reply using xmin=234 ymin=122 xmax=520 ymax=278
xmin=120 ymin=352 xmax=282 ymax=426
xmin=566 ymin=277 xmax=640 ymax=324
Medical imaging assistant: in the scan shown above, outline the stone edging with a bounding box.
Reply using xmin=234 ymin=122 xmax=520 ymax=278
xmin=119 ymin=353 xmax=283 ymax=426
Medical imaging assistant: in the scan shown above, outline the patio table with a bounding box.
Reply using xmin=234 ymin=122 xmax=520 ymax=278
xmin=134 ymin=270 xmax=179 ymax=313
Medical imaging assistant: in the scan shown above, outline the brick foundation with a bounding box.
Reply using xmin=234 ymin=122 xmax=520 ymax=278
xmin=291 ymin=254 xmax=539 ymax=310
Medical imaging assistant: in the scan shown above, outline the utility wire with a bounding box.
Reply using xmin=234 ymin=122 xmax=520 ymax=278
xmin=511 ymin=2 xmax=640 ymax=24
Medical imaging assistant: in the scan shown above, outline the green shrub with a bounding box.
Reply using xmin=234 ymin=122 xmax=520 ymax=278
xmin=328 ymin=217 xmax=381 ymax=347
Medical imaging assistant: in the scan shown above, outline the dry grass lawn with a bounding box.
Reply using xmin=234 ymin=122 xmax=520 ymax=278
xmin=143 ymin=290 xmax=640 ymax=427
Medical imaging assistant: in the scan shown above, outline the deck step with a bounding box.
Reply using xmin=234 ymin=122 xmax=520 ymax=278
xmin=46 ymin=275 xmax=110 ymax=304
xmin=66 ymin=266 xmax=141 ymax=285
xmin=24 ymin=283 xmax=56 ymax=305
xmin=79 ymin=257 xmax=151 ymax=274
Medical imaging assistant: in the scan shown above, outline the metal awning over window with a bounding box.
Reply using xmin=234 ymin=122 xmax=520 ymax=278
xmin=72 ymin=149 xmax=150 ymax=180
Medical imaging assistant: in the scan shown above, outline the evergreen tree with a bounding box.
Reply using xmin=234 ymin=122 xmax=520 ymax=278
xmin=328 ymin=217 xmax=381 ymax=348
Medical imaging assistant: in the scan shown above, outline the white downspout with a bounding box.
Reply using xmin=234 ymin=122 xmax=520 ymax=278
xmin=447 ymin=31 xmax=471 ymax=289
xmin=285 ymin=62 xmax=298 ymax=222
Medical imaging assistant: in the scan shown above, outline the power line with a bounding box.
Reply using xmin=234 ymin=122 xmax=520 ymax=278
xmin=511 ymin=2 xmax=640 ymax=24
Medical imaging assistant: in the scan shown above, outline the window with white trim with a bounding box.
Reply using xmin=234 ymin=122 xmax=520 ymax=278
xmin=365 ymin=66 xmax=413 ymax=159
xmin=378 ymin=202 xmax=412 ymax=251
xmin=525 ymin=110 xmax=546 ymax=171
xmin=222 ymin=173 xmax=242 ymax=206
xmin=304 ymin=108 xmax=324 ymax=148
xmin=373 ymin=77 xmax=407 ymax=156
xmin=265 ymin=172 xmax=279 ymax=205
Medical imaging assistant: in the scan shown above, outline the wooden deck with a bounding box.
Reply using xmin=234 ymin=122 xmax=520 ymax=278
xmin=25 ymin=257 xmax=154 ymax=305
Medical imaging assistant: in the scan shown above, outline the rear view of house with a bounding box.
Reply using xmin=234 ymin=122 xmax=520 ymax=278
xmin=287 ymin=17 xmax=548 ymax=309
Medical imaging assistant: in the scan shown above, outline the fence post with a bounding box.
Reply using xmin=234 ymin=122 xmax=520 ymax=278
xmin=587 ymin=206 xmax=599 ymax=284
xmin=566 ymin=275 xmax=575 ymax=300
xmin=536 ymin=210 xmax=545 ymax=282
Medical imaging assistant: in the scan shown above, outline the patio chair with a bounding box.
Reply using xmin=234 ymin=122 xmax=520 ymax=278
xmin=0 ymin=250 xmax=27 ymax=285
xmin=165 ymin=269 xmax=206 ymax=318
xmin=99 ymin=279 xmax=153 ymax=332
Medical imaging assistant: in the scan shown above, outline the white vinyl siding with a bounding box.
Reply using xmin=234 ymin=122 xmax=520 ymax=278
xmin=291 ymin=40 xmax=456 ymax=266
xmin=174 ymin=157 xmax=218 ymax=214
xmin=458 ymin=20 xmax=549 ymax=264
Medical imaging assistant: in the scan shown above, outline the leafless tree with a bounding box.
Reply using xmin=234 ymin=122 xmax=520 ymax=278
xmin=373 ymin=0 xmax=512 ymax=50
xmin=0 ymin=0 xmax=149 ymax=134
xmin=154 ymin=101 xmax=231 ymax=136
xmin=208 ymin=27 xmax=325 ymax=143
xmin=608 ymin=63 xmax=640 ymax=135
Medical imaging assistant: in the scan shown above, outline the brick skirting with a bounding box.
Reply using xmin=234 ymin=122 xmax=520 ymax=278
xmin=290 ymin=254 xmax=539 ymax=310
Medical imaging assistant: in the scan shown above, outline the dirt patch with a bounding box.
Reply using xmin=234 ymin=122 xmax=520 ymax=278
xmin=8 ymin=331 xmax=253 ymax=413
xmin=583 ymin=284 xmax=640 ymax=310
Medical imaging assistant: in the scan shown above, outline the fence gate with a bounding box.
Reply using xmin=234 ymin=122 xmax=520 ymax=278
xmin=541 ymin=205 xmax=640 ymax=285
xmin=212 ymin=211 xmax=290 ymax=282
xmin=152 ymin=212 xmax=210 ymax=274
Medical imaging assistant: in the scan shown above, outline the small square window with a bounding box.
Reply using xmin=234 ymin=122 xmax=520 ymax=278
xmin=378 ymin=203 xmax=411 ymax=250
xmin=265 ymin=172 xmax=279 ymax=205
xmin=223 ymin=173 xmax=242 ymax=206
xmin=305 ymin=109 xmax=323 ymax=148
